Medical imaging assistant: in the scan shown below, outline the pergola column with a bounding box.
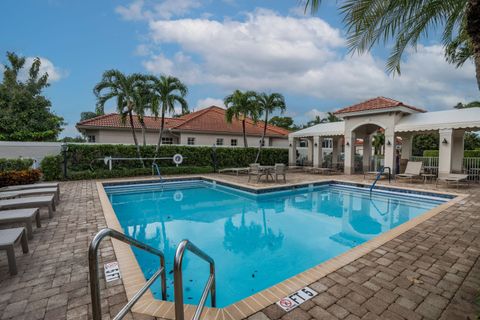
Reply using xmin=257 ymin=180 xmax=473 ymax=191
xmin=439 ymin=129 xmax=464 ymax=174
xmin=288 ymin=136 xmax=297 ymax=166
xmin=307 ymin=138 xmax=313 ymax=165
xmin=400 ymin=134 xmax=413 ymax=160
xmin=384 ymin=129 xmax=395 ymax=173
xmin=313 ymin=136 xmax=323 ymax=167
xmin=362 ymin=136 xmax=372 ymax=172
xmin=331 ymin=136 xmax=340 ymax=168
xmin=344 ymin=133 xmax=355 ymax=174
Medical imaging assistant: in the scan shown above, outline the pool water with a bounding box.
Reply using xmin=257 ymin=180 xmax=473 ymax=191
xmin=105 ymin=180 xmax=446 ymax=307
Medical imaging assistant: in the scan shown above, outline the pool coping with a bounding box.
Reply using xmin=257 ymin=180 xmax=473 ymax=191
xmin=96 ymin=176 xmax=467 ymax=320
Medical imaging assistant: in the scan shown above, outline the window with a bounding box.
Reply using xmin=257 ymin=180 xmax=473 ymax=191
xmin=187 ymin=137 xmax=195 ymax=145
xmin=322 ymin=138 xmax=333 ymax=148
xmin=216 ymin=138 xmax=224 ymax=146
xmin=87 ymin=135 xmax=96 ymax=143
xmin=299 ymin=140 xmax=307 ymax=147
xmin=162 ymin=137 xmax=173 ymax=145
xmin=230 ymin=139 xmax=237 ymax=146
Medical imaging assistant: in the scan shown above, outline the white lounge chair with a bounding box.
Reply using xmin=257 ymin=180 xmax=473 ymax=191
xmin=436 ymin=173 xmax=469 ymax=188
xmin=0 ymin=227 xmax=29 ymax=275
xmin=396 ymin=161 xmax=423 ymax=182
xmin=0 ymin=195 xmax=56 ymax=218
xmin=218 ymin=167 xmax=249 ymax=176
xmin=0 ymin=187 xmax=59 ymax=203
xmin=274 ymin=164 xmax=286 ymax=183
xmin=0 ymin=182 xmax=60 ymax=195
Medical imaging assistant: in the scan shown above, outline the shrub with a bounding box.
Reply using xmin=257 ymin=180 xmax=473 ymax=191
xmin=41 ymin=155 xmax=63 ymax=181
xmin=423 ymin=150 xmax=480 ymax=157
xmin=0 ymin=169 xmax=41 ymax=187
xmin=64 ymin=144 xmax=288 ymax=172
xmin=0 ymin=158 xmax=34 ymax=172
xmin=67 ymin=166 xmax=213 ymax=180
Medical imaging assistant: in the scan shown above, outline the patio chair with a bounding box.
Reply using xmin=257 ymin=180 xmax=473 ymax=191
xmin=0 ymin=209 xmax=41 ymax=239
xmin=248 ymin=164 xmax=261 ymax=182
xmin=0 ymin=227 xmax=29 ymax=275
xmin=436 ymin=173 xmax=469 ymax=188
xmin=274 ymin=164 xmax=286 ymax=183
xmin=0 ymin=195 xmax=55 ymax=218
xmin=0 ymin=187 xmax=60 ymax=204
xmin=396 ymin=161 xmax=423 ymax=182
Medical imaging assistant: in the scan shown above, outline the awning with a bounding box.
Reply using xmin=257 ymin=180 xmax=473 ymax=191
xmin=289 ymin=121 xmax=345 ymax=138
xmin=395 ymin=108 xmax=480 ymax=133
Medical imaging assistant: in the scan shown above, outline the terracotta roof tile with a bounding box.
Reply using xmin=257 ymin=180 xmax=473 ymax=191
xmin=334 ymin=97 xmax=426 ymax=115
xmin=76 ymin=106 xmax=290 ymax=137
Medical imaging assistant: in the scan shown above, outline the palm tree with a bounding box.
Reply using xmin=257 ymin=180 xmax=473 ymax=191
xmin=372 ymin=132 xmax=385 ymax=155
xmin=305 ymin=0 xmax=480 ymax=91
xmin=224 ymin=90 xmax=258 ymax=148
xmin=93 ymin=70 xmax=145 ymax=167
xmin=150 ymin=75 xmax=188 ymax=157
xmin=326 ymin=112 xmax=341 ymax=122
xmin=132 ymin=76 xmax=156 ymax=146
xmin=254 ymin=92 xmax=286 ymax=163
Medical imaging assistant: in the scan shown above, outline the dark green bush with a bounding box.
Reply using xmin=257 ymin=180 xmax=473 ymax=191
xmin=0 ymin=158 xmax=34 ymax=172
xmin=68 ymin=166 xmax=213 ymax=180
xmin=65 ymin=144 xmax=288 ymax=171
xmin=423 ymin=149 xmax=480 ymax=157
xmin=41 ymin=155 xmax=63 ymax=181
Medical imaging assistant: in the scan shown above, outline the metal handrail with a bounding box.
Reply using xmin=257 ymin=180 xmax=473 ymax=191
xmin=369 ymin=166 xmax=391 ymax=193
xmin=152 ymin=162 xmax=163 ymax=181
xmin=174 ymin=239 xmax=216 ymax=320
xmin=88 ymin=228 xmax=167 ymax=320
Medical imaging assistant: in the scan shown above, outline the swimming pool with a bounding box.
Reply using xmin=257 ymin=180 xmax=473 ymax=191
xmin=104 ymin=179 xmax=449 ymax=308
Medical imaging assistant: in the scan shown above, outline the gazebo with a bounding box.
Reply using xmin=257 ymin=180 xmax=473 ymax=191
xmin=289 ymin=97 xmax=480 ymax=175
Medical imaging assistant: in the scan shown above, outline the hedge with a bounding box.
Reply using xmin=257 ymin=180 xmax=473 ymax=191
xmin=0 ymin=158 xmax=34 ymax=172
xmin=0 ymin=169 xmax=41 ymax=187
xmin=423 ymin=149 xmax=480 ymax=157
xmin=40 ymin=144 xmax=288 ymax=180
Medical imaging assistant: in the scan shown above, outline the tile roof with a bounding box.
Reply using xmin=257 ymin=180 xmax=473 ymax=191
xmin=334 ymin=97 xmax=426 ymax=115
xmin=76 ymin=106 xmax=290 ymax=137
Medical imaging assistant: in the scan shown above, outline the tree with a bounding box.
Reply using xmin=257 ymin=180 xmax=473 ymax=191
xmin=372 ymin=132 xmax=385 ymax=155
xmin=412 ymin=133 xmax=439 ymax=156
xmin=454 ymin=101 xmax=480 ymax=109
xmin=59 ymin=136 xmax=86 ymax=142
xmin=465 ymin=132 xmax=480 ymax=150
xmin=325 ymin=112 xmax=341 ymax=122
xmin=224 ymin=90 xmax=258 ymax=148
xmin=93 ymin=70 xmax=145 ymax=166
xmin=254 ymin=92 xmax=286 ymax=163
xmin=132 ymin=76 xmax=156 ymax=147
xmin=305 ymin=0 xmax=480 ymax=91
xmin=149 ymin=75 xmax=188 ymax=157
xmin=269 ymin=116 xmax=295 ymax=130
xmin=0 ymin=52 xmax=64 ymax=141
xmin=80 ymin=111 xmax=99 ymax=121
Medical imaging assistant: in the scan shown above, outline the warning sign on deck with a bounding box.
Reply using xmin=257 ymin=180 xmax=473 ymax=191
xmin=104 ymin=261 xmax=121 ymax=282
xmin=276 ymin=286 xmax=318 ymax=312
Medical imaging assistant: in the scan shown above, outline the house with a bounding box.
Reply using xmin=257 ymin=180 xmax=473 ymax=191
xmin=76 ymin=106 xmax=290 ymax=147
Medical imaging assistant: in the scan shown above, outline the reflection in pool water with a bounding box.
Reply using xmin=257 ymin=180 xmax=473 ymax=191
xmin=106 ymin=182 xmax=445 ymax=307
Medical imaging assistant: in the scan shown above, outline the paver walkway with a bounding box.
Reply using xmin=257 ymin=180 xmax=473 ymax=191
xmin=0 ymin=174 xmax=479 ymax=320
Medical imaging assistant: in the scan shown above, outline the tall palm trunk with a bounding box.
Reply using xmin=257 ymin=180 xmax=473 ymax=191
xmin=155 ymin=105 xmax=166 ymax=158
xmin=128 ymin=110 xmax=145 ymax=168
xmin=467 ymin=0 xmax=480 ymax=91
xmin=255 ymin=110 xmax=268 ymax=163
xmin=242 ymin=118 xmax=248 ymax=148
xmin=139 ymin=117 xmax=146 ymax=146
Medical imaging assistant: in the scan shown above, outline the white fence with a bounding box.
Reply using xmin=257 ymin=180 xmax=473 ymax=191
xmin=410 ymin=156 xmax=480 ymax=180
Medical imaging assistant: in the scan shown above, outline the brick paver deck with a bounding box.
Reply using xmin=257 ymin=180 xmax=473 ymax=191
xmin=0 ymin=174 xmax=479 ymax=320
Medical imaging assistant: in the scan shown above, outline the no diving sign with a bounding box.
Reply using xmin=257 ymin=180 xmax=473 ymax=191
xmin=276 ymin=287 xmax=318 ymax=312
xmin=104 ymin=261 xmax=121 ymax=282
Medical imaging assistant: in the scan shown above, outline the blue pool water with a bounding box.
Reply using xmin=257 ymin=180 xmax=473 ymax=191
xmin=105 ymin=180 xmax=447 ymax=307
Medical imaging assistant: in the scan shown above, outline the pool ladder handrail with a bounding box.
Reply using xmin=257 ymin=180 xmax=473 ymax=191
xmin=369 ymin=166 xmax=391 ymax=193
xmin=152 ymin=162 xmax=163 ymax=182
xmin=174 ymin=239 xmax=216 ymax=320
xmin=88 ymin=228 xmax=167 ymax=320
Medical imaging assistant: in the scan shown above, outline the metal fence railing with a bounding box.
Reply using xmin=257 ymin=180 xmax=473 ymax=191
xmin=410 ymin=156 xmax=480 ymax=182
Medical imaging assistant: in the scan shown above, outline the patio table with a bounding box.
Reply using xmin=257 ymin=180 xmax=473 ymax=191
xmin=259 ymin=166 xmax=274 ymax=181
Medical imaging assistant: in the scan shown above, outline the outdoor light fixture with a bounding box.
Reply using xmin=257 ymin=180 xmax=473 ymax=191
xmin=61 ymin=143 xmax=69 ymax=179
xmin=387 ymin=140 xmax=392 ymax=146
xmin=442 ymin=138 xmax=448 ymax=144
xmin=346 ymin=141 xmax=350 ymax=146
xmin=314 ymin=142 xmax=318 ymax=147
xmin=289 ymin=143 xmax=292 ymax=147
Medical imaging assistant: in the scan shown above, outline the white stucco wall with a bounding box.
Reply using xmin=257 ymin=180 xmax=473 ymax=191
xmin=0 ymin=141 xmax=62 ymax=167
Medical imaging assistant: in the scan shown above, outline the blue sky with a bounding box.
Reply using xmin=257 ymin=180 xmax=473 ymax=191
xmin=1 ymin=0 xmax=478 ymax=137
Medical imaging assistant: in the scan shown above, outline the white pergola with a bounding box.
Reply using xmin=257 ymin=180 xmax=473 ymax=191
xmin=289 ymin=98 xmax=480 ymax=175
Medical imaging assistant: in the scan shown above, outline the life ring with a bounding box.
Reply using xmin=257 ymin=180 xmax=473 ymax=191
xmin=173 ymin=154 xmax=183 ymax=165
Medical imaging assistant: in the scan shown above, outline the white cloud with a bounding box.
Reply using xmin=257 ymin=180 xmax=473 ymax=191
xmin=195 ymin=97 xmax=225 ymax=110
xmin=116 ymin=0 xmax=201 ymax=21
xmin=138 ymin=9 xmax=477 ymax=111
xmin=305 ymin=109 xmax=327 ymax=120
xmin=18 ymin=57 xmax=67 ymax=83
